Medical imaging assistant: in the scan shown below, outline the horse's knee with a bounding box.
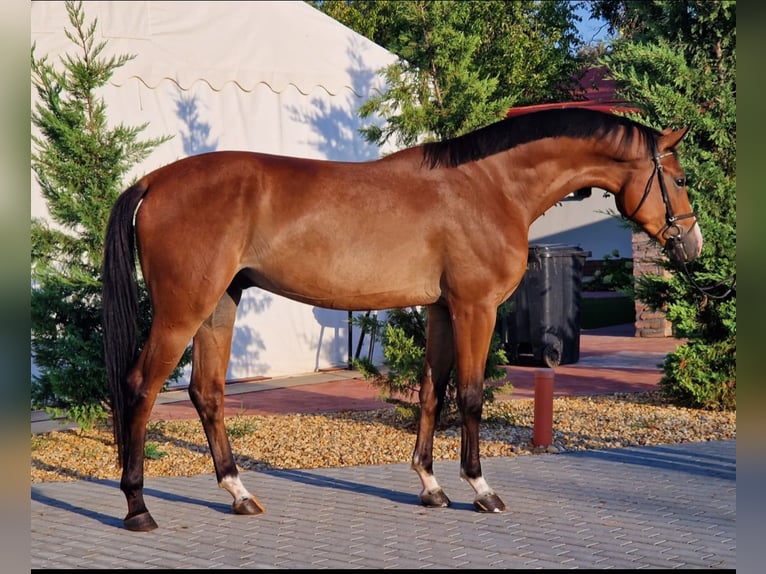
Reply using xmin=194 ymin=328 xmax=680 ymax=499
xmin=457 ymin=384 xmax=484 ymax=418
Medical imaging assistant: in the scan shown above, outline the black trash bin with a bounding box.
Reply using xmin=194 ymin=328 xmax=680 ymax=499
xmin=496 ymin=244 xmax=591 ymax=368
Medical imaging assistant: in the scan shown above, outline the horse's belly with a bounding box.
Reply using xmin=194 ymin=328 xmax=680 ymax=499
xmin=239 ymin=261 xmax=441 ymax=311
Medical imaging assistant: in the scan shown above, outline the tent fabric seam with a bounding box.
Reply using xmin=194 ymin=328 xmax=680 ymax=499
xmin=110 ymin=76 xmax=390 ymax=98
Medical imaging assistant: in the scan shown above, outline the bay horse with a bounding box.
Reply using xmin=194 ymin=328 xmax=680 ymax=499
xmin=102 ymin=107 xmax=702 ymax=531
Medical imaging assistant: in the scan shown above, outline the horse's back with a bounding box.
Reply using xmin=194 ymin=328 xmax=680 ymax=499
xmin=132 ymin=151 xmax=453 ymax=310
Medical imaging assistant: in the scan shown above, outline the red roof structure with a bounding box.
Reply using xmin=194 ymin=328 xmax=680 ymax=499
xmin=506 ymin=66 xmax=642 ymax=117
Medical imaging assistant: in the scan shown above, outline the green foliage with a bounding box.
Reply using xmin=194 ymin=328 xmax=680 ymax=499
xmin=312 ymin=0 xmax=583 ymax=145
xmin=659 ymin=338 xmax=736 ymax=411
xmin=582 ymin=249 xmax=634 ymax=295
xmin=597 ymin=1 xmax=736 ymax=409
xmin=351 ymin=308 xmax=426 ymax=406
xmin=226 ymin=416 xmax=259 ymax=439
xmin=143 ymin=442 xmax=167 ymax=460
xmin=352 ymin=308 xmax=509 ymax=420
xmin=30 ymin=1 xmax=179 ymax=429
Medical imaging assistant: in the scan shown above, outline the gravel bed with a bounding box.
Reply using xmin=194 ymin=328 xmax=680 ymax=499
xmin=30 ymin=391 xmax=735 ymax=483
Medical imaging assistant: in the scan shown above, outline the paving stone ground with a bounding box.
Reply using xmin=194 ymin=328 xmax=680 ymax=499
xmin=31 ymin=439 xmax=735 ymax=569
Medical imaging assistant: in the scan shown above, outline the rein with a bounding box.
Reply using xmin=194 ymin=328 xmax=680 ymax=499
xmin=676 ymin=259 xmax=736 ymax=300
xmin=626 ymin=137 xmax=735 ymax=301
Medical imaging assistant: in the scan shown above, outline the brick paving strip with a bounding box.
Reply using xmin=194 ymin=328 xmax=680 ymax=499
xmin=32 ymin=325 xmax=684 ymax=429
xmin=147 ymin=326 xmax=684 ymax=421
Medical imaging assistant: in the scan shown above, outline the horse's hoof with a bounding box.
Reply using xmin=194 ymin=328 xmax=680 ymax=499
xmin=473 ymin=492 xmax=506 ymax=513
xmin=419 ymin=488 xmax=451 ymax=508
xmin=233 ymin=495 xmax=266 ymax=515
xmin=124 ymin=511 xmax=158 ymax=531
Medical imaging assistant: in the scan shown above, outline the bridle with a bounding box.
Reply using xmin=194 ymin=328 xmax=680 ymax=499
xmin=623 ymin=137 xmax=697 ymax=245
xmin=623 ymin=137 xmax=735 ymax=301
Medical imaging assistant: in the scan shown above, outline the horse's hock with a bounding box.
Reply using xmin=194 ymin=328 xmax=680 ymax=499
xmin=496 ymin=244 xmax=590 ymax=368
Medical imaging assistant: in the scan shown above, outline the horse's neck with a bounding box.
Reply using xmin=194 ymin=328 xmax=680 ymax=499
xmin=498 ymin=139 xmax=633 ymax=220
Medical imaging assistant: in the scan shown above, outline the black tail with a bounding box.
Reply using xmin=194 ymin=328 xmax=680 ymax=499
xmin=102 ymin=182 xmax=149 ymax=469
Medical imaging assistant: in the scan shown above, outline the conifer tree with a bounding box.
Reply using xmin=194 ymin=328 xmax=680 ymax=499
xmin=594 ymin=0 xmax=736 ymax=409
xmin=31 ymin=1 xmax=172 ymax=428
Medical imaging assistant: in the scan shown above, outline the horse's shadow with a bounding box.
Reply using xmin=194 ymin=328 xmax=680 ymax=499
xmin=258 ymin=467 xmax=473 ymax=511
xmin=32 ymin=483 xmax=125 ymax=529
xmin=32 ymin=463 xmax=474 ymax=530
xmin=142 ymin=427 xmax=476 ymax=510
xmin=32 ymin=477 xmax=232 ymax=529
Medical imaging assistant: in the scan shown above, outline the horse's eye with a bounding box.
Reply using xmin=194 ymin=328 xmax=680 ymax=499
xmin=674 ymin=177 xmax=686 ymax=188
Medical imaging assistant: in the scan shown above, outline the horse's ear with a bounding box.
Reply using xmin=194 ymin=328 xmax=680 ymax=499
xmin=659 ymin=126 xmax=690 ymax=149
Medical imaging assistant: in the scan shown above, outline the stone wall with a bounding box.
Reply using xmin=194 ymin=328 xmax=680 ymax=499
xmin=632 ymin=232 xmax=673 ymax=337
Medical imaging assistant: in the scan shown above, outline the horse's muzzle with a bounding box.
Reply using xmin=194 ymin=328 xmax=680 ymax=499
xmin=664 ymin=221 xmax=703 ymax=263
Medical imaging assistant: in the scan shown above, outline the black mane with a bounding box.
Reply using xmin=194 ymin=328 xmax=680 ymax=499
xmin=422 ymin=107 xmax=660 ymax=168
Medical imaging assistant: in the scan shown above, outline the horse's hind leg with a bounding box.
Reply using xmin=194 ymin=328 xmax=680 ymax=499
xmin=188 ymin=287 xmax=265 ymax=516
xmin=412 ymin=303 xmax=455 ymax=507
xmin=120 ymin=324 xmax=199 ymax=531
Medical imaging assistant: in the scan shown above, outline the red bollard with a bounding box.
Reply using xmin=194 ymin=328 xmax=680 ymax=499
xmin=533 ymin=368 xmax=555 ymax=447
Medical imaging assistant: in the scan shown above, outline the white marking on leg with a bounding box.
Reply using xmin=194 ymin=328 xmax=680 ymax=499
xmin=219 ymin=475 xmax=252 ymax=503
xmin=413 ymin=466 xmax=442 ymax=497
xmin=461 ymin=470 xmax=494 ymax=498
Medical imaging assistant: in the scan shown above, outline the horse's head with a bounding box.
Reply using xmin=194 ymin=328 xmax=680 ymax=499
xmin=616 ymin=126 xmax=703 ymax=264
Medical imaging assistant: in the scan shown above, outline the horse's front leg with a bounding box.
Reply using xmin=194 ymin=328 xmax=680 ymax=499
xmin=412 ymin=304 xmax=454 ymax=507
xmin=453 ymin=301 xmax=506 ymax=513
xmin=189 ymin=292 xmax=265 ymax=517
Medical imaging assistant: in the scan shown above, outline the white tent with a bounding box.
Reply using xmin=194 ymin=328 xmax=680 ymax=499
xmin=31 ymin=1 xmax=398 ymax=382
